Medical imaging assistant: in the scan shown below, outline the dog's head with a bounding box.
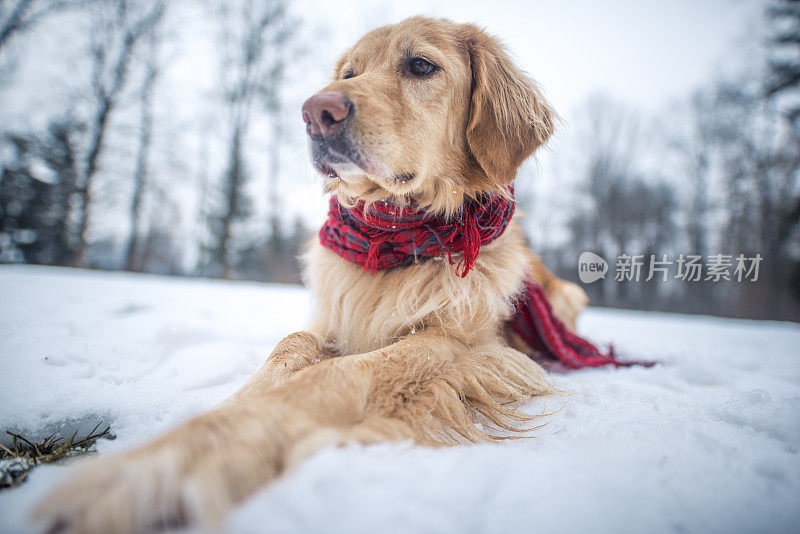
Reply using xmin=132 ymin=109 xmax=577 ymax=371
xmin=302 ymin=16 xmax=555 ymax=213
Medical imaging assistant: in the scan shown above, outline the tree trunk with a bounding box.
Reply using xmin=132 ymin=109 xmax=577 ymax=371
xmin=73 ymin=99 xmax=111 ymax=267
xmin=124 ymin=45 xmax=157 ymax=272
xmin=219 ymin=124 xmax=244 ymax=279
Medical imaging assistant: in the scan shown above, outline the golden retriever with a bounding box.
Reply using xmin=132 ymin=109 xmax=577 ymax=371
xmin=34 ymin=16 xmax=588 ymax=534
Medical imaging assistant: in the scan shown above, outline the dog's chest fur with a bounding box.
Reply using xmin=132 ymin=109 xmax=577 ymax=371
xmin=303 ymin=220 xmax=531 ymax=356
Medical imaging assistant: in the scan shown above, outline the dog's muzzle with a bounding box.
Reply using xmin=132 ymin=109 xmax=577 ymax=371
xmin=302 ymin=92 xmax=362 ymax=177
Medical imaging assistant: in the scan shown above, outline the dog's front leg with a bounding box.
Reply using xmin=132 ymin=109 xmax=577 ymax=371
xmin=32 ymin=333 xmax=450 ymax=534
xmin=32 ymin=331 xmax=334 ymax=534
xmin=33 ymin=332 xmax=549 ymax=534
xmin=234 ymin=331 xmax=336 ymax=397
xmin=33 ymin=386 xmax=334 ymax=534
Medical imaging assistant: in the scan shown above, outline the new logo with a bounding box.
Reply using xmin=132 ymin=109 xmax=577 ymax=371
xmin=578 ymin=252 xmax=608 ymax=284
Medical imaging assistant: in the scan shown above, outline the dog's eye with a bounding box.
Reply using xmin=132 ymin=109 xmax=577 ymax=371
xmin=409 ymin=57 xmax=435 ymax=76
xmin=342 ymin=71 xmax=356 ymax=80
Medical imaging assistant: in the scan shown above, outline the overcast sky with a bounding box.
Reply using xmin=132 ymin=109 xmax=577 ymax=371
xmin=293 ymin=0 xmax=765 ymax=117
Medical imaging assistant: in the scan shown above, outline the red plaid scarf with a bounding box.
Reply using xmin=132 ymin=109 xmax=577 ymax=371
xmin=318 ymin=190 xmax=647 ymax=369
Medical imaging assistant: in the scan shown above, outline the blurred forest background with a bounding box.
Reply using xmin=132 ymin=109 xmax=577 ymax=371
xmin=0 ymin=0 xmax=798 ymax=321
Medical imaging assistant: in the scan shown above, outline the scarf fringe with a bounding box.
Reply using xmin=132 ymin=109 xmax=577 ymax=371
xmin=511 ymin=280 xmax=655 ymax=369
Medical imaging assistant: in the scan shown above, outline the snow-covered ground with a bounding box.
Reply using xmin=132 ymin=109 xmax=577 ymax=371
xmin=0 ymin=265 xmax=798 ymax=534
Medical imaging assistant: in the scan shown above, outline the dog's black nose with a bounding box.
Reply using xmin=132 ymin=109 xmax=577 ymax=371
xmin=302 ymin=92 xmax=352 ymax=137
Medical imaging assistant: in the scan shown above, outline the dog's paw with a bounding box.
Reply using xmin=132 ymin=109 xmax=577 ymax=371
xmin=547 ymin=280 xmax=589 ymax=332
xmin=31 ymin=445 xmax=230 ymax=534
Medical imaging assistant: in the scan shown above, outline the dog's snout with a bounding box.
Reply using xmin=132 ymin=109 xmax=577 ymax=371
xmin=302 ymin=92 xmax=352 ymax=137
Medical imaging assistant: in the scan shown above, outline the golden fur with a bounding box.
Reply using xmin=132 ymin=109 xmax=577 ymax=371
xmin=33 ymin=16 xmax=588 ymax=534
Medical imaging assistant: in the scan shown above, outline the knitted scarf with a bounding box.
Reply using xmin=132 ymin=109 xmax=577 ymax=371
xmin=318 ymin=190 xmax=646 ymax=369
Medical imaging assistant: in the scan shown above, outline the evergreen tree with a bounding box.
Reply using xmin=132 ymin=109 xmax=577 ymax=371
xmin=0 ymin=118 xmax=84 ymax=265
xmin=765 ymin=0 xmax=800 ymax=128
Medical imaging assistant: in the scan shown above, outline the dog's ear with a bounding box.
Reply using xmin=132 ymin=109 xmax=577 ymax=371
xmin=462 ymin=27 xmax=555 ymax=187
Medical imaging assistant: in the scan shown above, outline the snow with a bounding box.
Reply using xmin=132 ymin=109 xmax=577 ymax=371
xmin=1 ymin=265 xmax=799 ymax=534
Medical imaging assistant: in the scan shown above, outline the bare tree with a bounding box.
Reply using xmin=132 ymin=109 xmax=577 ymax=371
xmin=564 ymin=95 xmax=680 ymax=308
xmin=201 ymin=0 xmax=296 ymax=278
xmin=668 ymin=91 xmax=718 ymax=258
xmin=656 ymin=90 xmax=729 ymax=313
xmin=266 ymin=61 xmax=285 ymax=246
xmin=72 ymin=0 xmax=165 ymax=266
xmin=124 ymin=23 xmax=164 ymax=272
xmin=569 ymin=96 xmax=643 ymax=302
xmin=0 ymin=0 xmax=91 ymax=82
xmin=0 ymin=0 xmax=87 ymax=51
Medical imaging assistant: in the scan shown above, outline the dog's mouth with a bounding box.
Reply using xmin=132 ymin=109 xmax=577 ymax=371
xmin=311 ymin=133 xmax=367 ymax=179
xmin=311 ymin=134 xmax=415 ymax=185
xmin=315 ymin=154 xmax=347 ymax=180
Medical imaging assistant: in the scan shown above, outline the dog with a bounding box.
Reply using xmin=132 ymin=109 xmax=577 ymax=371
xmin=34 ymin=16 xmax=589 ymax=534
